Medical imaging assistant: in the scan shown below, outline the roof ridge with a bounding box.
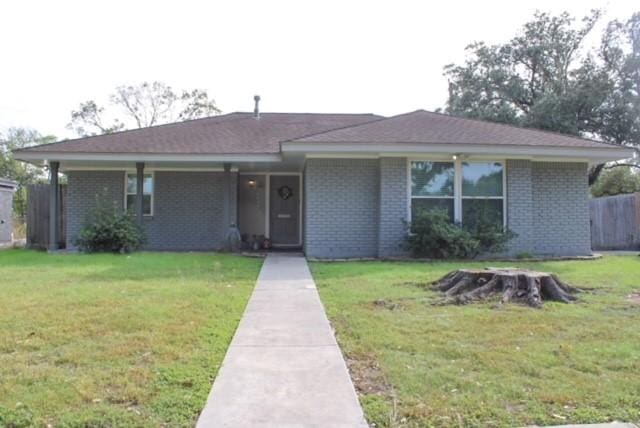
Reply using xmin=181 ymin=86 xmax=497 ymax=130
xmin=289 ymin=108 xmax=621 ymax=149
xmin=16 ymin=112 xmax=247 ymax=152
xmin=282 ymin=110 xmax=427 ymax=143
xmin=229 ymin=111 xmax=380 ymax=116
xmin=418 ymin=109 xmax=619 ymax=148
xmin=18 ymin=112 xmax=384 ymax=153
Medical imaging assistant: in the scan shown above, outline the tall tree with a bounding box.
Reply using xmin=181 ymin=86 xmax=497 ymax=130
xmin=444 ymin=10 xmax=639 ymax=183
xmin=591 ymin=12 xmax=640 ymax=180
xmin=68 ymin=81 xmax=221 ymax=136
xmin=0 ymin=128 xmax=56 ymax=217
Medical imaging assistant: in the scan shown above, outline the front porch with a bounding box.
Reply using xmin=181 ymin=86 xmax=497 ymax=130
xmin=45 ymin=160 xmax=305 ymax=252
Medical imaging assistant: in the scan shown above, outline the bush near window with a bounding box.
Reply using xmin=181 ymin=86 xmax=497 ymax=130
xmin=405 ymin=208 xmax=514 ymax=259
xmin=75 ymin=194 xmax=146 ymax=253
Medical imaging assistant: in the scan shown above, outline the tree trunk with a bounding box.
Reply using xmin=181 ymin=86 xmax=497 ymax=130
xmin=433 ymin=268 xmax=579 ymax=308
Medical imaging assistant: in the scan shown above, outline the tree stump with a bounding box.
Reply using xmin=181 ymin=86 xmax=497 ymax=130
xmin=432 ymin=268 xmax=579 ymax=308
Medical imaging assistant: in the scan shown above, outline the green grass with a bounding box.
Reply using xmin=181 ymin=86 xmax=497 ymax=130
xmin=0 ymin=249 xmax=262 ymax=427
xmin=312 ymin=256 xmax=640 ymax=428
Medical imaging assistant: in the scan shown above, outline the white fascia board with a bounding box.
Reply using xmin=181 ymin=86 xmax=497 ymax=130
xmin=283 ymin=142 xmax=633 ymax=163
xmin=13 ymin=152 xmax=282 ymax=163
xmin=61 ymin=166 xmax=240 ymax=172
xmin=0 ymin=178 xmax=18 ymax=191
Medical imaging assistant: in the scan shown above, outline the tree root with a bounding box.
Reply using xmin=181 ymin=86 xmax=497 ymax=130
xmin=432 ymin=268 xmax=580 ymax=308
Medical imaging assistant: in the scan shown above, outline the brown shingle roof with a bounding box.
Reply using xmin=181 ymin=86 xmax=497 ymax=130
xmin=20 ymin=112 xmax=382 ymax=154
xmin=289 ymin=110 xmax=620 ymax=149
xmin=18 ymin=109 xmax=623 ymax=157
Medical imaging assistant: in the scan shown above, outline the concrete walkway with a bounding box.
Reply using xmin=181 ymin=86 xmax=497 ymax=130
xmin=197 ymin=253 xmax=367 ymax=428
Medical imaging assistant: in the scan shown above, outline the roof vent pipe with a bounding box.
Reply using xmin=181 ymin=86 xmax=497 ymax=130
xmin=253 ymin=95 xmax=261 ymax=119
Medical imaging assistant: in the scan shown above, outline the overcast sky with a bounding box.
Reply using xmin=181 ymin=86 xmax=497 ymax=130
xmin=1 ymin=0 xmax=637 ymax=140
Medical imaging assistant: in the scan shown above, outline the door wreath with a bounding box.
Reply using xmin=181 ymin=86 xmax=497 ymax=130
xmin=278 ymin=185 xmax=293 ymax=200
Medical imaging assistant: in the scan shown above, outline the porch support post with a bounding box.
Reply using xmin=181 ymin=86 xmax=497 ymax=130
xmin=48 ymin=161 xmax=60 ymax=251
xmin=136 ymin=162 xmax=145 ymax=225
xmin=223 ymin=163 xmax=231 ymax=228
xmin=222 ymin=162 xmax=241 ymax=251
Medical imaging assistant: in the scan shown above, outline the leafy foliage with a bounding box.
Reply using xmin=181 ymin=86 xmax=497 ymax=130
xmin=68 ymin=81 xmax=221 ymax=136
xmin=444 ymin=10 xmax=640 ymax=183
xmin=405 ymin=208 xmax=514 ymax=259
xmin=406 ymin=209 xmax=478 ymax=259
xmin=463 ymin=201 xmax=516 ymax=254
xmin=75 ymin=194 xmax=146 ymax=253
xmin=0 ymin=403 xmax=34 ymax=428
xmin=591 ymin=166 xmax=640 ymax=197
xmin=0 ymin=128 xmax=56 ymax=217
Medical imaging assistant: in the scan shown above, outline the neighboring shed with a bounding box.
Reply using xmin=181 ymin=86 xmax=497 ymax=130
xmin=0 ymin=178 xmax=18 ymax=244
xmin=590 ymin=192 xmax=640 ymax=251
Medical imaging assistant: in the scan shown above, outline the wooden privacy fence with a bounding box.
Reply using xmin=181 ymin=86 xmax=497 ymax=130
xmin=590 ymin=192 xmax=640 ymax=251
xmin=27 ymin=184 xmax=67 ymax=249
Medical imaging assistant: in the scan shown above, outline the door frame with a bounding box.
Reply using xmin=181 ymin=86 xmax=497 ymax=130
xmin=239 ymin=172 xmax=303 ymax=247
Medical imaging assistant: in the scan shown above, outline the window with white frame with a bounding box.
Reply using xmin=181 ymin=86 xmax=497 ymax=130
xmin=410 ymin=160 xmax=504 ymax=226
xmin=125 ymin=173 xmax=153 ymax=215
xmin=410 ymin=161 xmax=455 ymax=221
xmin=461 ymin=162 xmax=504 ymax=227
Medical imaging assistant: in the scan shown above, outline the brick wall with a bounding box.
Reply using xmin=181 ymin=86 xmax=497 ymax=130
xmin=66 ymin=160 xmax=591 ymax=257
xmin=506 ymin=160 xmax=591 ymax=256
xmin=66 ymin=170 xmax=236 ymax=251
xmin=144 ymin=171 xmax=237 ymax=250
xmin=506 ymin=160 xmax=534 ymax=254
xmin=304 ymin=159 xmax=380 ymax=258
xmin=530 ymin=162 xmax=591 ymax=255
xmin=304 ymin=158 xmax=591 ymax=258
xmin=378 ymin=157 xmax=408 ymax=257
xmin=66 ymin=171 xmax=124 ymax=248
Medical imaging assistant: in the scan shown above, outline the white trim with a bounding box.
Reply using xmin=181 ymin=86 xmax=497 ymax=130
xmin=63 ymin=166 xmax=238 ymax=172
xmin=240 ymin=171 xmax=302 ymax=175
xmin=305 ymin=153 xmax=379 ymax=159
xmin=15 ymin=152 xmax=282 ymax=163
xmin=459 ymin=160 xmax=507 ymax=228
xmin=503 ymin=162 xmax=508 ymax=227
xmin=282 ymin=142 xmax=633 ymax=162
xmin=454 ymin=158 xmax=462 ymax=222
xmin=0 ymin=178 xmax=18 ymax=191
xmin=411 ymin=195 xmax=455 ymax=199
xmin=407 ymin=159 xmax=457 ymax=223
xmin=124 ymin=171 xmax=155 ymax=217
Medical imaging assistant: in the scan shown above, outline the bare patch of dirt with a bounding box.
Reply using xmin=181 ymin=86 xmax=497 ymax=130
xmin=345 ymin=351 xmax=392 ymax=396
xmin=397 ymin=281 xmax=427 ymax=289
xmin=626 ymin=291 xmax=640 ymax=304
xmin=373 ymin=299 xmax=405 ymax=311
xmin=372 ymin=297 xmax=422 ymax=311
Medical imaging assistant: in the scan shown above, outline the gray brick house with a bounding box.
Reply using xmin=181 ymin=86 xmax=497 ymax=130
xmin=14 ymin=106 xmax=632 ymax=257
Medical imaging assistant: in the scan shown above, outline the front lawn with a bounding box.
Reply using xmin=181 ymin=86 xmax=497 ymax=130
xmin=312 ymin=256 xmax=640 ymax=427
xmin=0 ymin=250 xmax=262 ymax=427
